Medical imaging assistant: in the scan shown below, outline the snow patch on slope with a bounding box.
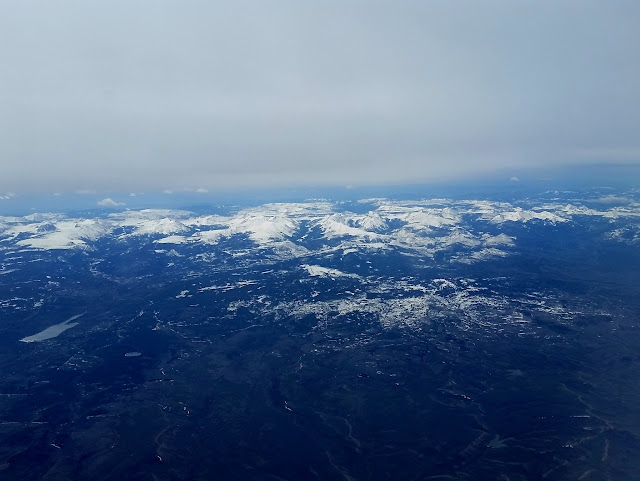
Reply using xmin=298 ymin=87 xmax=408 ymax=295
xmin=302 ymin=265 xmax=359 ymax=279
xmin=490 ymin=208 xmax=567 ymax=224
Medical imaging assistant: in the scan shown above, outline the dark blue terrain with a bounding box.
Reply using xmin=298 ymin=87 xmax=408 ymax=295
xmin=0 ymin=187 xmax=639 ymax=480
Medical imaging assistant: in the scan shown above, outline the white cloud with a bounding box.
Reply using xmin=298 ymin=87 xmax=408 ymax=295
xmin=97 ymin=198 xmax=124 ymax=207
xmin=595 ymin=195 xmax=631 ymax=204
xmin=1 ymin=3 xmax=638 ymax=193
xmin=509 ymin=176 xmax=520 ymax=182
xmin=196 ymin=188 xmax=209 ymax=193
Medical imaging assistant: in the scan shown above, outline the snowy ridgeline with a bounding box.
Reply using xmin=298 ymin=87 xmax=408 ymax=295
xmin=0 ymin=197 xmax=638 ymax=255
xmin=169 ymin=274 xmax=599 ymax=333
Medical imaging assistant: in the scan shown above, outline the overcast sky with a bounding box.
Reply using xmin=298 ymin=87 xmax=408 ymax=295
xmin=1 ymin=1 xmax=638 ymax=194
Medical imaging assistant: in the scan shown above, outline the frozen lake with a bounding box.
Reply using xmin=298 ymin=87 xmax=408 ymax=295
xmin=19 ymin=313 xmax=85 ymax=343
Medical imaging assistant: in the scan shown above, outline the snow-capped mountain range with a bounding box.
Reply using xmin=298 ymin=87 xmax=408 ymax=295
xmin=2 ymin=193 xmax=638 ymax=335
xmin=1 ymin=196 xmax=638 ymax=256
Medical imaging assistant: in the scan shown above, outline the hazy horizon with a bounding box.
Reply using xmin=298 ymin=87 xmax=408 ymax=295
xmin=1 ymin=1 xmax=639 ymax=194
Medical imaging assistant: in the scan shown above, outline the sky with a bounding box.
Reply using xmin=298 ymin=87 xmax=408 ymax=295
xmin=1 ymin=1 xmax=639 ymax=195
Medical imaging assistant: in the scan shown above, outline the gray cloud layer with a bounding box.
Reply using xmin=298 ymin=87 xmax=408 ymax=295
xmin=1 ymin=1 xmax=639 ymax=193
